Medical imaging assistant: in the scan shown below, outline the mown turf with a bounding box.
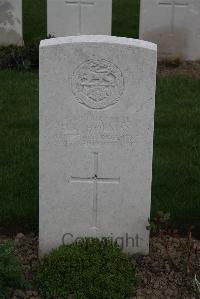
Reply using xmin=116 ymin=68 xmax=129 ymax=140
xmin=152 ymin=76 xmax=200 ymax=233
xmin=22 ymin=0 xmax=140 ymax=43
xmin=0 ymin=71 xmax=199 ymax=233
xmin=23 ymin=0 xmax=47 ymax=43
xmin=0 ymin=71 xmax=38 ymax=230
xmin=112 ymin=0 xmax=140 ymax=38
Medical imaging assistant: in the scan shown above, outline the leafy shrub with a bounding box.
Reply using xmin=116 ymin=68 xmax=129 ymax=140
xmin=0 ymin=36 xmax=54 ymax=70
xmin=0 ymin=241 xmax=26 ymax=298
xmin=38 ymin=238 xmax=136 ymax=299
xmin=0 ymin=42 xmax=39 ymax=70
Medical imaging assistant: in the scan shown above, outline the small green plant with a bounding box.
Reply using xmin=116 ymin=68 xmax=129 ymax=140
xmin=38 ymin=238 xmax=136 ymax=299
xmin=0 ymin=241 xmax=26 ymax=298
xmin=147 ymin=210 xmax=171 ymax=235
xmin=0 ymin=35 xmax=55 ymax=70
xmin=0 ymin=43 xmax=39 ymax=70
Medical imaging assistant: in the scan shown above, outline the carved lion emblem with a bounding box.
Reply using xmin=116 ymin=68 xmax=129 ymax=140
xmin=72 ymin=59 xmax=124 ymax=109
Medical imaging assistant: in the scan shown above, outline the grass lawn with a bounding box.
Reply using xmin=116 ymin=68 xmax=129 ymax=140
xmin=23 ymin=0 xmax=140 ymax=43
xmin=0 ymin=70 xmax=199 ymax=234
xmin=23 ymin=0 xmax=47 ymax=43
xmin=0 ymin=71 xmax=38 ymax=230
xmin=152 ymin=76 xmax=200 ymax=233
xmin=112 ymin=0 xmax=140 ymax=38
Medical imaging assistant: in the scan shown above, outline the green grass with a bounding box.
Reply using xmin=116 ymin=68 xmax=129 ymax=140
xmin=152 ymin=76 xmax=200 ymax=233
xmin=23 ymin=0 xmax=47 ymax=43
xmin=22 ymin=0 xmax=140 ymax=43
xmin=112 ymin=0 xmax=140 ymax=38
xmin=0 ymin=70 xmax=199 ymax=234
xmin=0 ymin=70 xmax=38 ymax=230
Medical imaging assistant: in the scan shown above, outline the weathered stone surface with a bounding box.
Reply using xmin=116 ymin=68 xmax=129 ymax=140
xmin=14 ymin=232 xmax=26 ymax=247
xmin=47 ymin=0 xmax=112 ymax=37
xmin=0 ymin=0 xmax=23 ymax=46
xmin=39 ymin=35 xmax=157 ymax=256
xmin=139 ymin=0 xmax=200 ymax=60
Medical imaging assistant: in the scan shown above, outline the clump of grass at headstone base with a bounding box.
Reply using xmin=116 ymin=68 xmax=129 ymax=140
xmin=38 ymin=238 xmax=136 ymax=299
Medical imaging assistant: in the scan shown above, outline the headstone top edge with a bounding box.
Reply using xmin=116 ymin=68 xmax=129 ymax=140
xmin=40 ymin=35 xmax=157 ymax=51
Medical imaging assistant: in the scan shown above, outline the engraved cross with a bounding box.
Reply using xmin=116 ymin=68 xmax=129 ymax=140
xmin=69 ymin=152 xmax=120 ymax=228
xmin=159 ymin=0 xmax=188 ymax=33
xmin=65 ymin=0 xmax=95 ymax=34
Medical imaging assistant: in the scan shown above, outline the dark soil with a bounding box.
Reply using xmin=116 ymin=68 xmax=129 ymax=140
xmin=158 ymin=60 xmax=200 ymax=79
xmin=133 ymin=236 xmax=200 ymax=298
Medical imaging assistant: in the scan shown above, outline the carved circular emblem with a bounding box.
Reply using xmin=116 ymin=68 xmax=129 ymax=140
xmin=72 ymin=59 xmax=124 ymax=109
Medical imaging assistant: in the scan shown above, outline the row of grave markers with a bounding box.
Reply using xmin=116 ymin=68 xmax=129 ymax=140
xmin=140 ymin=0 xmax=200 ymax=60
xmin=1 ymin=0 xmax=200 ymax=60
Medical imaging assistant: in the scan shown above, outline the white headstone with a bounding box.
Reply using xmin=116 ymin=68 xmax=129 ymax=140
xmin=39 ymin=35 xmax=157 ymax=256
xmin=47 ymin=0 xmax=112 ymax=37
xmin=139 ymin=0 xmax=200 ymax=60
xmin=0 ymin=0 xmax=23 ymax=46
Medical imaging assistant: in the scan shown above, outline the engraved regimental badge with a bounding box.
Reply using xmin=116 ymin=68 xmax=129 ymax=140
xmin=72 ymin=59 xmax=124 ymax=109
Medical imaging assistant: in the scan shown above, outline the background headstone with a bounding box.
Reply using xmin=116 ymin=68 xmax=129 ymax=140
xmin=0 ymin=0 xmax=23 ymax=46
xmin=47 ymin=0 xmax=112 ymax=37
xmin=39 ymin=35 xmax=157 ymax=256
xmin=139 ymin=0 xmax=200 ymax=60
